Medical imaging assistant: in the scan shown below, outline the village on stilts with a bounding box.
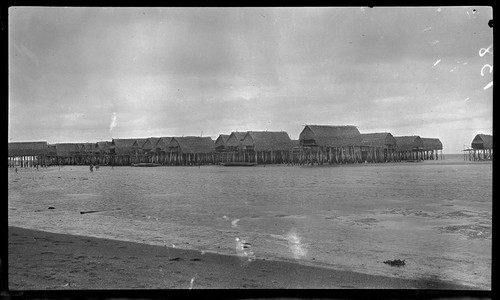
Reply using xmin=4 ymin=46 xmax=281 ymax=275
xmin=8 ymin=124 xmax=491 ymax=168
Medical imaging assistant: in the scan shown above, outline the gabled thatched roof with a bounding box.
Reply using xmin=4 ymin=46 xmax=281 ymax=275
xmin=394 ymin=136 xmax=424 ymax=151
xmin=471 ymin=134 xmax=493 ymax=149
xmin=360 ymin=133 xmax=396 ymax=148
xmin=242 ymin=131 xmax=292 ymax=152
xmin=143 ymin=137 xmax=161 ymax=151
xmin=112 ymin=139 xmax=143 ymax=155
xmin=215 ymin=134 xmax=230 ymax=149
xmin=299 ymin=125 xmax=362 ymax=147
xmin=156 ymin=137 xmax=173 ymax=152
xmin=226 ymin=132 xmax=248 ymax=148
xmin=8 ymin=141 xmax=48 ymax=156
xmin=55 ymin=143 xmax=80 ymax=157
xmin=421 ymin=138 xmax=443 ymax=151
xmin=169 ymin=136 xmax=215 ymax=154
xmin=134 ymin=139 xmax=148 ymax=148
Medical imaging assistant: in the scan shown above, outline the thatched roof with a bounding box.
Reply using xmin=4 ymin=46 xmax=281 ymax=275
xmin=394 ymin=136 xmax=424 ymax=151
xmin=78 ymin=143 xmax=95 ymax=154
xmin=95 ymin=141 xmax=112 ymax=153
xmin=155 ymin=137 xmax=173 ymax=152
xmin=291 ymin=140 xmax=301 ymax=148
xmin=299 ymin=125 xmax=362 ymax=147
xmin=226 ymin=132 xmax=248 ymax=148
xmin=471 ymin=134 xmax=493 ymax=149
xmin=242 ymin=131 xmax=292 ymax=152
xmin=421 ymin=138 xmax=443 ymax=151
xmin=55 ymin=143 xmax=80 ymax=157
xmin=112 ymin=139 xmax=143 ymax=155
xmin=169 ymin=136 xmax=215 ymax=154
xmin=8 ymin=141 xmax=48 ymax=156
xmin=360 ymin=133 xmax=396 ymax=148
xmin=134 ymin=138 xmax=148 ymax=148
xmin=143 ymin=137 xmax=161 ymax=151
xmin=215 ymin=134 xmax=230 ymax=149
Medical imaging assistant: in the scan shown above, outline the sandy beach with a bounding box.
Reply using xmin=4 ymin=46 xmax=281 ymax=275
xmin=8 ymin=226 xmax=473 ymax=290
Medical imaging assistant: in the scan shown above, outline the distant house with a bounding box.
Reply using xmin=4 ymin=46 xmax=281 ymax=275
xmin=8 ymin=141 xmax=48 ymax=167
xmin=168 ymin=136 xmax=215 ymax=165
xmin=241 ymin=131 xmax=292 ymax=164
xmin=155 ymin=137 xmax=173 ymax=165
xmin=421 ymin=137 xmax=443 ymax=160
xmin=111 ymin=138 xmax=145 ymax=165
xmin=360 ymin=133 xmax=396 ymax=149
xmin=225 ymin=132 xmax=248 ymax=152
xmin=55 ymin=143 xmax=80 ymax=157
xmin=466 ymin=134 xmax=493 ymax=161
xmin=95 ymin=141 xmax=112 ymax=155
xmin=298 ymin=125 xmax=363 ymax=164
xmin=471 ymin=134 xmax=493 ymax=150
xmin=94 ymin=141 xmax=113 ymax=165
xmin=360 ymin=132 xmax=397 ymax=162
xmin=8 ymin=141 xmax=48 ymax=157
xmin=142 ymin=137 xmax=161 ymax=163
xmin=299 ymin=125 xmax=362 ymax=148
xmin=215 ymin=134 xmax=230 ymax=152
xmin=55 ymin=143 xmax=80 ymax=164
xmin=394 ymin=136 xmax=424 ymax=160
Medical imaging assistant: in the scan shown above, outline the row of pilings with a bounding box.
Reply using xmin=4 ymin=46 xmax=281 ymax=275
xmin=8 ymin=147 xmax=443 ymax=167
xmin=463 ymin=148 xmax=493 ymax=161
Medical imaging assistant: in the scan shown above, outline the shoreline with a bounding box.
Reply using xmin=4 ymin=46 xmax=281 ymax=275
xmin=8 ymin=226 xmax=475 ymax=290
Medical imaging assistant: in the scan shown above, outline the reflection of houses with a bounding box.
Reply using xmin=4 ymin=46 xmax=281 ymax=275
xmin=394 ymin=136 xmax=424 ymax=161
xmin=360 ymin=132 xmax=397 ymax=162
xmin=464 ymin=134 xmax=492 ymax=161
xmin=298 ymin=125 xmax=364 ymax=164
xmin=421 ymin=138 xmax=443 ymax=160
xmin=241 ymin=131 xmax=292 ymax=164
xmin=168 ymin=137 xmax=215 ymax=166
xmin=8 ymin=141 xmax=48 ymax=167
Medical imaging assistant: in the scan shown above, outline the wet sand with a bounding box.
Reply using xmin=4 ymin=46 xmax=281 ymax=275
xmin=8 ymin=226 xmax=472 ymax=290
xmin=8 ymin=158 xmax=491 ymax=289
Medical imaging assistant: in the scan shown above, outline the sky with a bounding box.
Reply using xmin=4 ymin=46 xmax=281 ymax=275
xmin=8 ymin=7 xmax=493 ymax=153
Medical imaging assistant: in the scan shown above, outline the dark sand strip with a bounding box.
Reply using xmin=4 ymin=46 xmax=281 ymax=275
xmin=8 ymin=226 xmax=472 ymax=290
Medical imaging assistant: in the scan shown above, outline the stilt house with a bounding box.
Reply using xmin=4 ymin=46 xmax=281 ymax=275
xmin=168 ymin=136 xmax=215 ymax=165
xmin=298 ymin=125 xmax=363 ymax=164
xmin=241 ymin=131 xmax=292 ymax=164
xmin=394 ymin=136 xmax=424 ymax=161
xmin=421 ymin=138 xmax=443 ymax=160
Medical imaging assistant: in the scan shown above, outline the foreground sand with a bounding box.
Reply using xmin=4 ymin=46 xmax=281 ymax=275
xmin=8 ymin=227 xmax=472 ymax=290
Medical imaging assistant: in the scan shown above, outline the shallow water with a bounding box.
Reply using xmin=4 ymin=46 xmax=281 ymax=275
xmin=8 ymin=156 xmax=492 ymax=289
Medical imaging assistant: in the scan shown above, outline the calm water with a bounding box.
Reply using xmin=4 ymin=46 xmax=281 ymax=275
xmin=8 ymin=156 xmax=492 ymax=289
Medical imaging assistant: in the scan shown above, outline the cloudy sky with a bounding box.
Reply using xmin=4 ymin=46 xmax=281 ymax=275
xmin=9 ymin=7 xmax=492 ymax=153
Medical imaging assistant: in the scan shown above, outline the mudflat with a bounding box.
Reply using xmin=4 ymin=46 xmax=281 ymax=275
xmin=8 ymin=226 xmax=472 ymax=290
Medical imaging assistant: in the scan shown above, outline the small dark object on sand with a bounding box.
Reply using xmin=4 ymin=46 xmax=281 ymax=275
xmin=169 ymin=257 xmax=182 ymax=261
xmin=48 ymin=207 xmax=55 ymax=210
xmin=190 ymin=258 xmax=201 ymax=261
xmin=80 ymin=210 xmax=100 ymax=214
xmin=383 ymin=259 xmax=406 ymax=267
